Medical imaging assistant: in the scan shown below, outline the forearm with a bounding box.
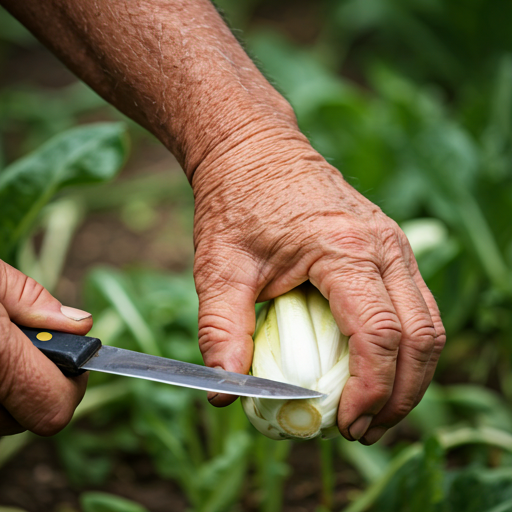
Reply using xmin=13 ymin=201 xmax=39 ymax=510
xmin=1 ymin=0 xmax=298 ymax=180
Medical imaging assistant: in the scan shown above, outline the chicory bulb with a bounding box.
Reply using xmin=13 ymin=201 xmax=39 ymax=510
xmin=242 ymin=283 xmax=350 ymax=440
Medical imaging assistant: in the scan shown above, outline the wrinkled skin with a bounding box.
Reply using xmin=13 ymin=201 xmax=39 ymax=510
xmin=0 ymin=261 xmax=92 ymax=436
xmin=0 ymin=0 xmax=446 ymax=444
xmin=193 ymin=131 xmax=446 ymax=444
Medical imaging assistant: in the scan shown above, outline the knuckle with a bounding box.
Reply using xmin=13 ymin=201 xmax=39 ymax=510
xmin=365 ymin=312 xmax=402 ymax=351
xmin=328 ymin=227 xmax=374 ymax=258
xmin=377 ymin=396 xmax=418 ymax=427
xmin=391 ymin=398 xmax=417 ymax=421
xmin=378 ymin=217 xmax=401 ymax=241
xmin=433 ymin=331 xmax=447 ymax=355
xmin=17 ymin=276 xmax=46 ymax=307
xmin=407 ymin=321 xmax=436 ymax=351
xmin=198 ymin=320 xmax=231 ymax=352
xmin=379 ymin=226 xmax=399 ymax=247
xmin=366 ymin=383 xmax=393 ymax=408
xmin=377 ymin=218 xmax=409 ymax=262
xmin=405 ymin=341 xmax=435 ymax=365
xmin=194 ymin=248 xmax=255 ymax=294
xmin=316 ymin=259 xmax=380 ymax=295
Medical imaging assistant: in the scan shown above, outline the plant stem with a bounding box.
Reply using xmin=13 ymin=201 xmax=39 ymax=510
xmin=256 ymin=437 xmax=291 ymax=512
xmin=320 ymin=439 xmax=334 ymax=511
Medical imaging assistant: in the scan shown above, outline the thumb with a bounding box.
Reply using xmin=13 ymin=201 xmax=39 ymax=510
xmin=0 ymin=260 xmax=92 ymax=333
xmin=194 ymin=253 xmax=257 ymax=407
xmin=0 ymin=260 xmax=93 ymax=436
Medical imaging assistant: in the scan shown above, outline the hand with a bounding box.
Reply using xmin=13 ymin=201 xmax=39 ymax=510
xmin=0 ymin=261 xmax=93 ymax=436
xmin=0 ymin=0 xmax=445 ymax=444
xmin=192 ymin=129 xmax=446 ymax=445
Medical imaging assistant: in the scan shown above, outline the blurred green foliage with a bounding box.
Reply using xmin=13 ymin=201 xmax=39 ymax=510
xmin=0 ymin=0 xmax=512 ymax=511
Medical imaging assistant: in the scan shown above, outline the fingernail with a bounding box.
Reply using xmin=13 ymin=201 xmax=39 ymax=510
xmin=61 ymin=305 xmax=92 ymax=321
xmin=348 ymin=414 xmax=373 ymax=441
xmin=361 ymin=426 xmax=387 ymax=445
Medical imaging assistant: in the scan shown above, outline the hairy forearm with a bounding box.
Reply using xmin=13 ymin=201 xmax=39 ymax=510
xmin=1 ymin=0 xmax=298 ymax=180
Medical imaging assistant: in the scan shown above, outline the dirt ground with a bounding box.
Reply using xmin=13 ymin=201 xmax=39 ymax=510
xmin=0 ymin=434 xmax=362 ymax=512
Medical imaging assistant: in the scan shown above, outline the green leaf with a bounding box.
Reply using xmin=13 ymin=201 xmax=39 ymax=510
xmin=80 ymin=492 xmax=149 ymax=512
xmin=445 ymin=466 xmax=512 ymax=512
xmin=87 ymin=267 xmax=161 ymax=356
xmin=0 ymin=122 xmax=129 ymax=261
xmin=409 ymin=437 xmax=445 ymax=511
xmin=444 ymin=385 xmax=512 ymax=431
xmin=408 ymin=383 xmax=453 ymax=433
xmin=338 ymin=439 xmax=391 ymax=484
xmin=254 ymin=436 xmax=291 ymax=512
xmin=196 ymin=431 xmax=252 ymax=512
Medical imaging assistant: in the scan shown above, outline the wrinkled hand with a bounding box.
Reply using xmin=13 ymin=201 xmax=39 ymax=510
xmin=0 ymin=261 xmax=92 ymax=436
xmin=192 ymin=129 xmax=446 ymax=445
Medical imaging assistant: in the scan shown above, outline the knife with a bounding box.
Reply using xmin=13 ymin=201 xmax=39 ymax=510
xmin=19 ymin=326 xmax=324 ymax=400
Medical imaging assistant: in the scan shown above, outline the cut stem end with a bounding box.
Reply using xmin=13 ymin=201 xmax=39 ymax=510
xmin=277 ymin=400 xmax=322 ymax=438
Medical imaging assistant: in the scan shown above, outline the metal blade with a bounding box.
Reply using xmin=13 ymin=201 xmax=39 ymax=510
xmin=82 ymin=346 xmax=324 ymax=399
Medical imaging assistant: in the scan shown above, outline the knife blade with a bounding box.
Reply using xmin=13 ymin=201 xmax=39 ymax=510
xmin=19 ymin=325 xmax=324 ymax=400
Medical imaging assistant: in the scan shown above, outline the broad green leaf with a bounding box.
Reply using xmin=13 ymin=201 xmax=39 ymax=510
xmin=0 ymin=122 xmax=128 ymax=261
xmin=80 ymin=492 xmax=149 ymax=512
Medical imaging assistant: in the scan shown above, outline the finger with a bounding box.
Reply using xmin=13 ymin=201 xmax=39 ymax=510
xmin=0 ymin=260 xmax=92 ymax=333
xmin=0 ymin=261 xmax=92 ymax=435
xmin=365 ymin=256 xmax=436 ymax=439
xmin=409 ymin=260 xmax=446 ymax=400
xmin=194 ymin=250 xmax=257 ymax=407
xmin=310 ymin=259 xmax=402 ymax=441
xmin=0 ymin=308 xmax=89 ymax=436
xmin=0 ymin=404 xmax=25 ymax=436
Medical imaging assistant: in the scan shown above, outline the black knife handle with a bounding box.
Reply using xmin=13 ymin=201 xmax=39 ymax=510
xmin=18 ymin=325 xmax=102 ymax=376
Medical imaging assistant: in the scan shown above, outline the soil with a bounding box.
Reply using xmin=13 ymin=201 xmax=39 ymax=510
xmin=0 ymin=434 xmax=363 ymax=512
xmin=0 ymin=438 xmax=188 ymax=512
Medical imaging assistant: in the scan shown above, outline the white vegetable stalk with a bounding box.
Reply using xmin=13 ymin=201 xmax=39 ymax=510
xmin=242 ymin=283 xmax=350 ymax=440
